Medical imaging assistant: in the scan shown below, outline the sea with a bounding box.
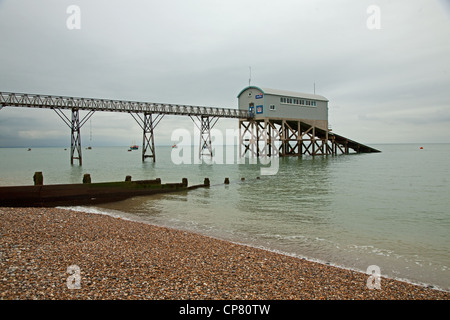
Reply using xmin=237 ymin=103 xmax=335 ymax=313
xmin=1 ymin=143 xmax=449 ymax=292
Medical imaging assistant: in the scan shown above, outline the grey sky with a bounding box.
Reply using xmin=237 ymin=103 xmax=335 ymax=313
xmin=0 ymin=0 xmax=449 ymax=147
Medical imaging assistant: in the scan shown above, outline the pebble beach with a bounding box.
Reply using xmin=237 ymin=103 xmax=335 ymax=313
xmin=0 ymin=206 xmax=448 ymax=300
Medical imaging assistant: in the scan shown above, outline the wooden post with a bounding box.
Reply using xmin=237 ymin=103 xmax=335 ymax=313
xmin=33 ymin=172 xmax=43 ymax=186
xmin=83 ymin=174 xmax=91 ymax=184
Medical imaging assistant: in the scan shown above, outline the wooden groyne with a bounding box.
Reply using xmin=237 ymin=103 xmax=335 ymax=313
xmin=0 ymin=173 xmax=209 ymax=207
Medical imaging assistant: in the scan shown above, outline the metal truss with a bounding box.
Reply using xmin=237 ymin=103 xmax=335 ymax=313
xmin=0 ymin=91 xmax=249 ymax=119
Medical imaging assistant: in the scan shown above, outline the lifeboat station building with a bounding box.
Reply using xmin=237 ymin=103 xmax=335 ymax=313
xmin=237 ymin=86 xmax=379 ymax=157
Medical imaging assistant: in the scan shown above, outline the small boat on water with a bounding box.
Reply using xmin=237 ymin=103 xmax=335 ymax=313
xmin=172 ymin=144 xmax=177 ymax=148
xmin=130 ymin=144 xmax=139 ymax=150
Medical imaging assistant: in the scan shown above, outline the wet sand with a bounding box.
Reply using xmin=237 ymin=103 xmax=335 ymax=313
xmin=0 ymin=207 xmax=448 ymax=300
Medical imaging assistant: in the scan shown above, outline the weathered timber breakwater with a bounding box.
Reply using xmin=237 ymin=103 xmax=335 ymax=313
xmin=0 ymin=172 xmax=210 ymax=207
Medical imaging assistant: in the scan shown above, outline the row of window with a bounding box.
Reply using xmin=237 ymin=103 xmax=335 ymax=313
xmin=280 ymin=97 xmax=317 ymax=107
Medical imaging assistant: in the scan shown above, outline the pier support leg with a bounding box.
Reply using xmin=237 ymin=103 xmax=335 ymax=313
xmin=54 ymin=108 xmax=95 ymax=165
xmin=264 ymin=120 xmax=281 ymax=157
xmin=240 ymin=119 xmax=281 ymax=159
xmin=142 ymin=113 xmax=156 ymax=162
xmin=191 ymin=115 xmax=218 ymax=159
xmin=239 ymin=119 xmax=256 ymax=158
xmin=130 ymin=112 xmax=164 ymax=162
xmin=281 ymin=120 xmax=301 ymax=156
xmin=200 ymin=116 xmax=213 ymax=158
xmin=71 ymin=109 xmax=82 ymax=165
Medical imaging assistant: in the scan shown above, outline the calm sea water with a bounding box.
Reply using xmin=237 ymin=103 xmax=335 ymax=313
xmin=1 ymin=144 xmax=449 ymax=291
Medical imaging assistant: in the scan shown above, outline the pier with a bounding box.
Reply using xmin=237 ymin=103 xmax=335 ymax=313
xmin=0 ymin=90 xmax=379 ymax=165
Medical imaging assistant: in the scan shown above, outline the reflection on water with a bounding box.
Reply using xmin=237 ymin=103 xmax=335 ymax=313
xmin=69 ymin=165 xmax=84 ymax=184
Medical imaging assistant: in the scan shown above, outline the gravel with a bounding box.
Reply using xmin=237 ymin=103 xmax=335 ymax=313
xmin=0 ymin=206 xmax=448 ymax=300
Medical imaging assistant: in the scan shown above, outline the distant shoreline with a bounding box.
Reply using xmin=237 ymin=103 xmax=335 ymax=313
xmin=1 ymin=206 xmax=448 ymax=300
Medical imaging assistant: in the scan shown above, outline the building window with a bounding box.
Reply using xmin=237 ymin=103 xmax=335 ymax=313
xmin=269 ymin=104 xmax=276 ymax=111
xmin=280 ymin=97 xmax=317 ymax=106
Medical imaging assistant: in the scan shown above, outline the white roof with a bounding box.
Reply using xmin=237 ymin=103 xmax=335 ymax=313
xmin=238 ymin=86 xmax=328 ymax=102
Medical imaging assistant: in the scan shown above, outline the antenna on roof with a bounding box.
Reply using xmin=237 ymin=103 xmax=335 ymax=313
xmin=249 ymin=66 xmax=252 ymax=86
xmin=314 ymin=81 xmax=316 ymax=95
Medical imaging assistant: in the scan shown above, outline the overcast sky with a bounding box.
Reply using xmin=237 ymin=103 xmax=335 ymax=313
xmin=0 ymin=0 xmax=449 ymax=147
